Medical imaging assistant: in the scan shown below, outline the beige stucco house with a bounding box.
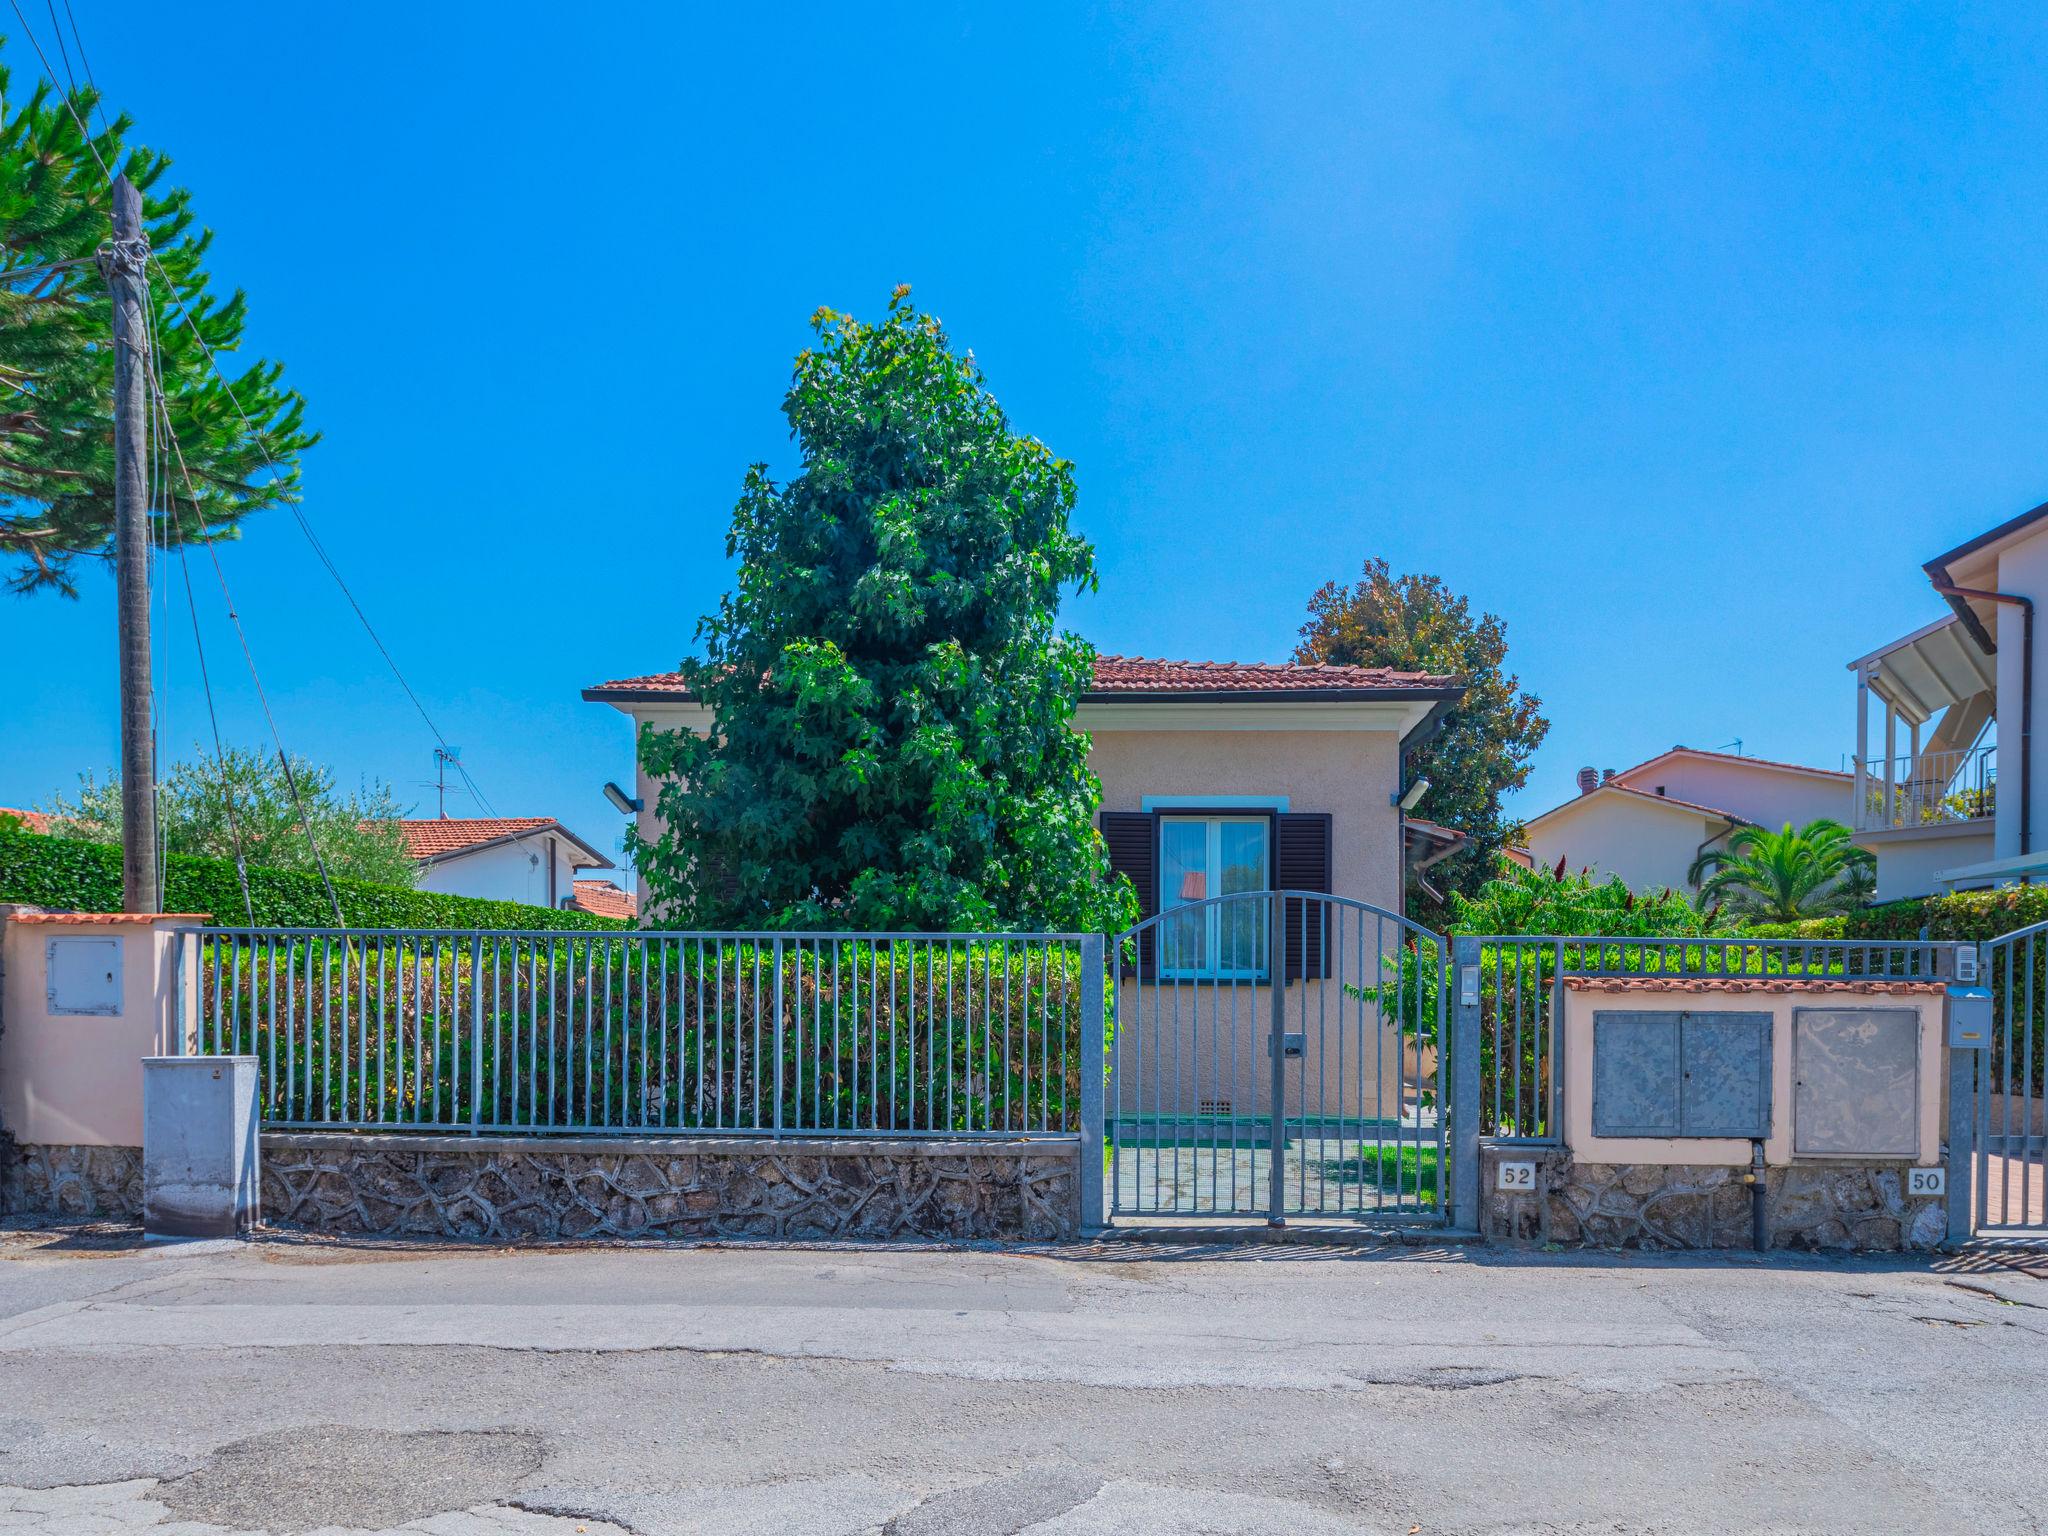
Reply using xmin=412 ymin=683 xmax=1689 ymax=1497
xmin=585 ymin=655 xmax=1463 ymax=1132
xmin=1521 ymin=749 xmax=1851 ymax=895
xmin=582 ymin=655 xmax=1463 ymax=925
xmin=1846 ymin=499 xmax=2048 ymax=900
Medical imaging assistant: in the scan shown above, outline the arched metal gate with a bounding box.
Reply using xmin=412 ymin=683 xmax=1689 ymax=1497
xmin=1107 ymin=890 xmax=1453 ymax=1225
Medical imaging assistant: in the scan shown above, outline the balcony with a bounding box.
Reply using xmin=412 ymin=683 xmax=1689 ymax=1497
xmin=1853 ymin=744 xmax=1996 ymax=832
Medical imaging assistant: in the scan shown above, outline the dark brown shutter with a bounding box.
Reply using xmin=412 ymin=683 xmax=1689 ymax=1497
xmin=1099 ymin=811 xmax=1156 ymax=975
xmin=1278 ymin=812 xmax=1333 ymax=980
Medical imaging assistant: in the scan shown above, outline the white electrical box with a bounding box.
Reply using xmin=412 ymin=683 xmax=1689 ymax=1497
xmin=46 ymin=936 xmax=122 ymax=1016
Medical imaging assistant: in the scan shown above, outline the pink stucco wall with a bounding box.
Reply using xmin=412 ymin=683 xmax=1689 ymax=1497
xmin=0 ymin=912 xmax=201 ymax=1147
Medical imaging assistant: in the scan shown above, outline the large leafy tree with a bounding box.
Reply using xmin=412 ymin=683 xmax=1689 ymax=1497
xmin=1294 ymin=559 xmax=1548 ymax=920
xmin=41 ymin=748 xmax=416 ymax=887
xmin=635 ymin=288 xmax=1136 ymax=933
xmin=0 ymin=55 xmax=313 ymax=596
xmin=1687 ymin=819 xmax=1875 ymax=923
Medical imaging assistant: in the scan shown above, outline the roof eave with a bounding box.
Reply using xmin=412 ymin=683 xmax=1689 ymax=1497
xmin=1923 ymin=497 xmax=2048 ymax=654
xmin=415 ymin=823 xmax=615 ymax=871
xmin=1080 ymin=684 xmax=1463 ymax=705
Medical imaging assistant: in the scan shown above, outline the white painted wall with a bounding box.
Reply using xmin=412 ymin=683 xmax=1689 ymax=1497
xmin=415 ymin=836 xmax=589 ymax=907
xmin=1866 ymin=827 xmax=1997 ymax=901
xmin=1523 ymin=791 xmax=1726 ymax=895
xmin=1614 ymin=757 xmax=1851 ymax=830
xmin=1992 ymin=530 xmax=2048 ymax=861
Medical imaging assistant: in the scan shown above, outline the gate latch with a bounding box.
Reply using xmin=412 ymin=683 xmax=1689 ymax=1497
xmin=1270 ymin=1031 xmax=1306 ymax=1059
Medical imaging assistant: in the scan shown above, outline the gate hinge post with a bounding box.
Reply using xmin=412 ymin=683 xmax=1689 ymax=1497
xmin=1078 ymin=933 xmax=1107 ymax=1232
xmin=1268 ymin=890 xmax=1288 ymax=1227
xmin=1450 ymin=935 xmax=1483 ymax=1232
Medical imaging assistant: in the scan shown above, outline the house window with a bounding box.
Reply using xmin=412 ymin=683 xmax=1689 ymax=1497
xmin=1158 ymin=815 xmax=1270 ymax=978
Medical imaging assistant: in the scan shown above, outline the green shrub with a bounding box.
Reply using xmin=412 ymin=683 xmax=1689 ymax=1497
xmin=1447 ymin=861 xmax=1706 ymax=938
xmin=1734 ymin=917 xmax=1847 ymax=940
xmin=0 ymin=829 xmax=624 ymax=932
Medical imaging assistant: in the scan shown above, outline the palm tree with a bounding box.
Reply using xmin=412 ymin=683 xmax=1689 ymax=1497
xmin=1687 ymin=819 xmax=1876 ymax=922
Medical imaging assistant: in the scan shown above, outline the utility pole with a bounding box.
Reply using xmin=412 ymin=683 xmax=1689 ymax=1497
xmin=104 ymin=175 xmax=157 ymax=912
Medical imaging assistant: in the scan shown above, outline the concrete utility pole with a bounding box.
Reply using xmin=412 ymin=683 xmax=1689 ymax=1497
xmin=104 ymin=175 xmax=157 ymax=912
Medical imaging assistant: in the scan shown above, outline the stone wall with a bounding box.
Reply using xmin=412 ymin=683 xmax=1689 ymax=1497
xmin=2 ymin=1143 xmax=144 ymax=1218
xmin=1481 ymin=1145 xmax=1947 ymax=1251
xmin=262 ymin=1133 xmax=1080 ymax=1242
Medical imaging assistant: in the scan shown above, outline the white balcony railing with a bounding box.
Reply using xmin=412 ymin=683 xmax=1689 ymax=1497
xmin=1854 ymin=744 xmax=1996 ymax=831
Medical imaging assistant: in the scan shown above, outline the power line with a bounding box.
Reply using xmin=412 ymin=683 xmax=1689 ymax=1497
xmin=143 ymin=278 xmax=255 ymax=925
xmin=41 ymin=1 xmax=77 ymax=98
xmin=139 ymin=257 xmax=503 ymax=819
xmin=12 ymin=1 xmax=497 ymax=889
xmin=56 ymin=0 xmax=109 ymax=133
xmin=143 ymin=338 xmax=345 ymax=926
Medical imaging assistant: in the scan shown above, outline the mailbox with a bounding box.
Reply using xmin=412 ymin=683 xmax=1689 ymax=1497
xmin=1592 ymin=1010 xmax=1773 ymax=1140
xmin=1947 ymin=986 xmax=1992 ymax=1050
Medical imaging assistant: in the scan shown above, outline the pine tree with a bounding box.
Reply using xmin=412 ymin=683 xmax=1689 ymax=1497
xmin=0 ymin=53 xmax=312 ymax=596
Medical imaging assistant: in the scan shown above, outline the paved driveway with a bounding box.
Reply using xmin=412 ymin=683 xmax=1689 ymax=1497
xmin=1 ymin=1221 xmax=2045 ymax=1534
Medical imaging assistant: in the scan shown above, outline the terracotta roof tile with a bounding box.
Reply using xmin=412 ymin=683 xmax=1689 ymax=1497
xmin=1526 ymin=781 xmax=1754 ymax=829
xmin=6 ymin=911 xmax=214 ymax=925
xmin=585 ymin=655 xmax=1461 ymax=702
xmin=396 ymin=817 xmax=560 ymax=859
xmin=569 ymin=879 xmax=637 ymax=921
xmin=1619 ymin=746 xmax=1851 ymax=782
xmin=1564 ymin=976 xmax=1943 ymax=995
xmin=0 ymin=807 xmax=52 ymax=834
xmin=394 ymin=818 xmax=613 ymax=869
xmin=1086 ymin=655 xmax=1458 ymax=694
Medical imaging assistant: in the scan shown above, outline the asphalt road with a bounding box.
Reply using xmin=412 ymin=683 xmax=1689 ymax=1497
xmin=1 ymin=1222 xmax=2044 ymax=1534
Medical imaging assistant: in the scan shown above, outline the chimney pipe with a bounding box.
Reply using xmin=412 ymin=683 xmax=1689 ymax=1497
xmin=1576 ymin=767 xmax=1599 ymax=796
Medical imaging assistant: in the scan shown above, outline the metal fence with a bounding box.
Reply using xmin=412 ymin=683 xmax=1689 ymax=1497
xmin=181 ymin=927 xmax=1094 ymax=1138
xmin=1475 ymin=935 xmax=1945 ymax=1142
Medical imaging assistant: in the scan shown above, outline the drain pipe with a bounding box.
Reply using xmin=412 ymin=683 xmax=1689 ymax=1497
xmin=1932 ymin=582 xmax=2032 ymax=857
xmin=1746 ymin=1140 xmax=1767 ymax=1252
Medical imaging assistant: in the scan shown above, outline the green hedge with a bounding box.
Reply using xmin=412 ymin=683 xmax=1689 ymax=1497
xmin=1732 ymin=889 xmax=2048 ymax=945
xmin=1735 ymin=918 xmax=1847 ymax=940
xmin=0 ymin=829 xmax=626 ymax=931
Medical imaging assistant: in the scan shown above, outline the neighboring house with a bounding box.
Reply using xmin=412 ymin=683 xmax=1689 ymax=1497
xmin=0 ymin=808 xmax=51 ymax=834
xmin=1521 ymin=750 xmax=1852 ymax=895
xmin=582 ymin=655 xmax=1464 ymax=923
xmin=567 ymin=878 xmax=637 ymax=921
xmin=398 ymin=817 xmax=614 ymax=909
xmin=1846 ymin=498 xmax=2048 ymax=899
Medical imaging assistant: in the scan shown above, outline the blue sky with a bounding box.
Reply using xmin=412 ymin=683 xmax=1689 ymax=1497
xmin=4 ymin=3 xmax=2046 ymax=866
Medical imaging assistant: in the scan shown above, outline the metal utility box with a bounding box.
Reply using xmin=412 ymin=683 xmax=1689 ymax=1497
xmin=142 ymin=1056 xmax=260 ymax=1239
xmin=46 ymin=935 xmax=122 ymax=1016
xmin=1793 ymin=1008 xmax=1918 ymax=1158
xmin=1592 ymin=1011 xmax=1773 ymax=1140
xmin=1947 ymin=986 xmax=1992 ymax=1050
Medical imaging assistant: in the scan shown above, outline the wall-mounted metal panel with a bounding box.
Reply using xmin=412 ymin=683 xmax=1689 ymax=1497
xmin=1593 ymin=1009 xmax=1773 ymax=1140
xmin=1680 ymin=1013 xmax=1772 ymax=1138
xmin=1593 ymin=1011 xmax=1682 ymax=1137
xmin=47 ymin=936 xmax=122 ymax=1016
xmin=1793 ymin=1008 xmax=1919 ymax=1157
